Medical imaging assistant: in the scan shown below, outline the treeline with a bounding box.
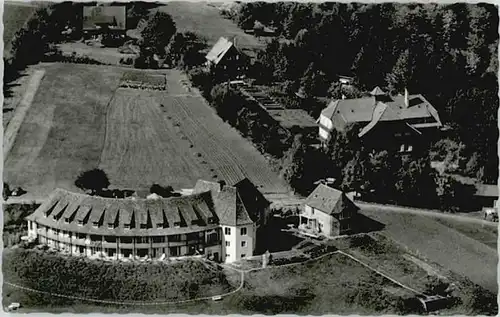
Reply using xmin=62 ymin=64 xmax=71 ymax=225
xmin=233 ymin=2 xmax=499 ymax=184
xmin=3 ymin=248 xmax=231 ymax=304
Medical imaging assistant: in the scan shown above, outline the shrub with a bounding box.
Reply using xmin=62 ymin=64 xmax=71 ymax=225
xmin=3 ymin=248 xmax=231 ymax=303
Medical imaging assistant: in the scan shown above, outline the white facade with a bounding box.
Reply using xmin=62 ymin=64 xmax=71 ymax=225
xmin=221 ymin=223 xmax=256 ymax=263
xmin=318 ymin=114 xmax=333 ymax=141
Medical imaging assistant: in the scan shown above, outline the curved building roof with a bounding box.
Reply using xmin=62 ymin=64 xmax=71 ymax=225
xmin=26 ymin=188 xmax=220 ymax=236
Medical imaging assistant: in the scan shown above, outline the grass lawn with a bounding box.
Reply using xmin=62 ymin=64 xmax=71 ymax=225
xmin=157 ymin=2 xmax=266 ymax=56
xmin=360 ymin=207 xmax=498 ymax=293
xmin=4 ymin=63 xmax=124 ymax=200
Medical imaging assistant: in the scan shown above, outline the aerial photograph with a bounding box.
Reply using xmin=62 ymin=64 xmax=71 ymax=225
xmin=2 ymin=0 xmax=498 ymax=315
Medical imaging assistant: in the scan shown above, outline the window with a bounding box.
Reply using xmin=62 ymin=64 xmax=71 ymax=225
xmin=226 ymin=241 xmax=230 ymax=247
xmin=241 ymin=241 xmax=247 ymax=247
xmin=240 ymin=227 xmax=247 ymax=235
xmin=120 ymin=236 xmax=133 ymax=244
xmin=90 ymin=235 xmax=101 ymax=242
xmin=399 ymin=144 xmax=405 ymax=152
xmin=92 ymin=222 xmax=99 ymax=228
xmin=241 ymin=254 xmax=246 ymax=258
xmin=407 ymin=145 xmax=413 ymax=152
xmin=64 ymin=218 xmax=70 ymax=224
xmin=124 ymin=224 xmax=130 ymax=230
xmin=152 ymin=236 xmax=165 ymax=243
xmin=156 ymin=223 xmax=164 ymax=228
xmin=226 ymin=254 xmax=230 ymax=258
xmin=140 ymin=224 xmax=147 ymax=229
xmin=104 ymin=236 xmax=116 ymax=243
xmin=169 ymin=234 xmax=181 ymax=242
xmin=78 ymin=233 xmax=86 ymax=240
xmin=77 ymin=220 xmax=83 ymax=226
xmin=136 ymin=236 xmax=149 ymax=244
xmin=224 ymin=227 xmax=231 ymax=235
xmin=108 ymin=223 xmax=115 ymax=229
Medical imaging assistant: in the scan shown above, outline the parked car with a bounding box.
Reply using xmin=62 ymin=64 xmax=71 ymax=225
xmin=7 ymin=302 xmax=21 ymax=311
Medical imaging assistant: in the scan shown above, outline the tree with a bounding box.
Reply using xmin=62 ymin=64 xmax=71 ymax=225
xmin=75 ymin=169 xmax=110 ymax=195
xmin=210 ymin=84 xmax=243 ymax=125
xmin=150 ymin=184 xmax=175 ymax=198
xmin=167 ymin=32 xmax=207 ymax=69
xmin=141 ymin=12 xmax=177 ymax=56
xmin=281 ymin=135 xmax=308 ymax=194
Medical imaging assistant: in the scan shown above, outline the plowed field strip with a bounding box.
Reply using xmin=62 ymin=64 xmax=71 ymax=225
xmin=176 ymin=95 xmax=288 ymax=193
xmin=99 ymin=89 xmax=213 ymax=189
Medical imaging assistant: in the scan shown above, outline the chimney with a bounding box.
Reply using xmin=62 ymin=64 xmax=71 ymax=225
xmin=404 ymin=88 xmax=409 ymax=108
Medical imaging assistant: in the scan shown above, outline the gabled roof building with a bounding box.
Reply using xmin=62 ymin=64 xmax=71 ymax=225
xmin=205 ymin=37 xmax=247 ymax=78
xmin=318 ymin=88 xmax=442 ymax=154
xmin=26 ymin=179 xmax=270 ymax=264
xmin=300 ymin=184 xmax=359 ymax=237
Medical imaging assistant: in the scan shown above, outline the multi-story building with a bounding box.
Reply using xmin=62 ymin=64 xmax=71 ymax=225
xmin=318 ymin=87 xmax=442 ymax=154
xmin=26 ymin=178 xmax=270 ymax=264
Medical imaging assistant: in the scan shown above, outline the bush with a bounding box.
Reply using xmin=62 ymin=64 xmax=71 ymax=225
xmin=119 ymin=57 xmax=134 ymax=65
xmin=3 ymin=248 xmax=231 ymax=303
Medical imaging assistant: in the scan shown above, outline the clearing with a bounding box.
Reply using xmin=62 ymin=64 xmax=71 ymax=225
xmin=4 ymin=63 xmax=289 ymax=201
xmin=360 ymin=207 xmax=498 ymax=293
xmin=157 ymin=2 xmax=266 ymax=56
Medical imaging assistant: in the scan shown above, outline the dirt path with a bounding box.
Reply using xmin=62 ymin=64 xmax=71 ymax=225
xmin=3 ymin=70 xmax=45 ymax=160
xmin=357 ymin=201 xmax=497 ymax=227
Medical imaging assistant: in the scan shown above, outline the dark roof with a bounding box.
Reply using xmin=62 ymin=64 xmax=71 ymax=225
xmin=193 ymin=178 xmax=268 ymax=226
xmin=83 ymin=6 xmax=126 ymax=30
xmin=475 ymin=184 xmax=498 ymax=198
xmin=26 ymin=188 xmax=220 ymax=236
xmin=320 ymin=94 xmax=442 ymax=135
xmin=304 ymin=184 xmax=358 ymax=215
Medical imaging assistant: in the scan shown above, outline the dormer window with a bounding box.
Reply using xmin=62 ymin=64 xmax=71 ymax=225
xmin=124 ymin=224 xmax=130 ymax=230
xmin=140 ymin=224 xmax=147 ymax=229
xmin=108 ymin=223 xmax=115 ymax=229
xmin=64 ymin=218 xmax=70 ymax=224
xmin=92 ymin=222 xmax=99 ymax=228
xmin=77 ymin=220 xmax=83 ymax=226
xmin=174 ymin=222 xmax=181 ymax=228
xmin=157 ymin=223 xmax=164 ymax=228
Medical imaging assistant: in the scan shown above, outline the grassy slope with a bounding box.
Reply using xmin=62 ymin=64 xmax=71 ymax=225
xmin=3 ymin=3 xmax=37 ymax=57
xmin=4 ymin=63 xmax=124 ymax=199
xmin=360 ymin=208 xmax=498 ymax=292
xmin=157 ymin=2 xmax=265 ymax=56
xmin=3 ymin=253 xmax=413 ymax=314
xmin=156 ymin=70 xmax=290 ymax=194
xmin=98 ymin=88 xmax=214 ymax=189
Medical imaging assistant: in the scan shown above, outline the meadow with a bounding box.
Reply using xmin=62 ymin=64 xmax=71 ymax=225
xmin=4 ymin=63 xmax=289 ymax=200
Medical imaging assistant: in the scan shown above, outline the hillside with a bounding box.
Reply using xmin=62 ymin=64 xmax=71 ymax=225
xmin=360 ymin=207 xmax=498 ymax=292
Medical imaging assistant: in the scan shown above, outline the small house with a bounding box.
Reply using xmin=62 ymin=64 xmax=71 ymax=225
xmin=299 ymin=184 xmax=359 ymax=237
xmin=82 ymin=4 xmax=126 ymax=43
xmin=205 ymin=37 xmax=247 ymax=78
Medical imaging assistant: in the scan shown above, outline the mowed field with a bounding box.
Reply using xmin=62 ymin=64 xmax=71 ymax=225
xmin=157 ymin=2 xmax=266 ymax=55
xmin=3 ymin=2 xmax=38 ymax=57
xmin=4 ymin=63 xmax=289 ymax=200
xmin=4 ymin=63 xmax=123 ymax=200
xmin=360 ymin=207 xmax=498 ymax=292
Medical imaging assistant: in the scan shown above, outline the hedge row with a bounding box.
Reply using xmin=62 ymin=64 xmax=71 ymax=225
xmin=119 ymin=82 xmax=166 ymax=91
xmin=3 ymin=248 xmax=231 ymax=304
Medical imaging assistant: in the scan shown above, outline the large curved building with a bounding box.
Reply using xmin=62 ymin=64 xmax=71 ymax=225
xmin=26 ymin=179 xmax=270 ymax=263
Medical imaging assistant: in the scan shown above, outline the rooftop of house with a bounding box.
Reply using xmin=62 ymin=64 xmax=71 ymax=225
xmin=83 ymin=5 xmax=126 ymax=31
xmin=205 ymin=37 xmax=235 ymax=65
xmin=320 ymin=91 xmax=442 ymax=136
xmin=304 ymin=184 xmax=358 ymax=215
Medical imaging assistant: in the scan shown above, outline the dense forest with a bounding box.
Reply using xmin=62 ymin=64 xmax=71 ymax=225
xmin=232 ymin=2 xmax=498 ymax=185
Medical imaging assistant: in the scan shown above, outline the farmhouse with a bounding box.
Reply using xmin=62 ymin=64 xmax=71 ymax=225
xmin=475 ymin=183 xmax=498 ymax=210
xmin=205 ymin=37 xmax=247 ymax=78
xmin=318 ymin=87 xmax=442 ymax=153
xmin=26 ymin=179 xmax=270 ymax=264
xmin=299 ymin=184 xmax=359 ymax=237
xmin=82 ymin=4 xmax=126 ymax=43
